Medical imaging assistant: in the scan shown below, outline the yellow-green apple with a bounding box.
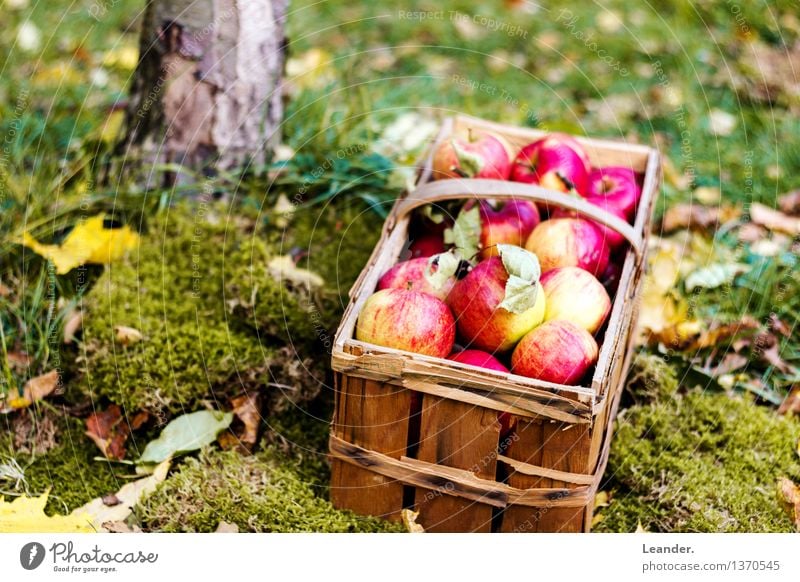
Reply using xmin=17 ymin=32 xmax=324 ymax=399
xmin=479 ymin=199 xmax=540 ymax=258
xmin=447 ymin=246 xmax=546 ymax=352
xmin=377 ymin=256 xmax=454 ymax=300
xmin=447 ymin=349 xmax=509 ymax=372
xmin=432 ymin=129 xmax=511 ymax=180
xmin=540 ymin=267 xmax=611 ymax=334
xmin=510 ymin=134 xmax=591 ymax=194
xmin=525 ymin=218 xmax=609 ymax=276
xmin=586 ymin=166 xmax=641 ymax=220
xmin=511 ymin=320 xmax=599 ymax=385
xmin=356 ymin=288 xmax=455 ymax=357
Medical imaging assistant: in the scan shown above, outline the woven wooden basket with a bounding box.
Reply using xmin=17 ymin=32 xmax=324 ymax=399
xmin=329 ymin=114 xmax=662 ymax=532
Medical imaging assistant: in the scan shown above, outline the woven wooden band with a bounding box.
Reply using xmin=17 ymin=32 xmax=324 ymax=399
xmin=390 ymin=178 xmax=645 ymax=263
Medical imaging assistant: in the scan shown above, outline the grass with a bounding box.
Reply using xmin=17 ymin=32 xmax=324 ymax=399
xmin=1 ymin=0 xmax=799 ymax=531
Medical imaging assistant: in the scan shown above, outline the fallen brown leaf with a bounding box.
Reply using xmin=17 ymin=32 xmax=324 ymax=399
xmin=751 ymin=332 xmax=796 ymax=374
xmin=778 ymin=386 xmax=800 ymax=416
xmin=779 ymin=190 xmax=800 ymax=215
xmin=1 ymin=370 xmax=60 ymax=412
xmin=688 ymin=316 xmax=760 ymax=351
xmin=709 ymin=353 xmax=749 ymax=377
xmin=737 ymin=222 xmax=766 ymax=243
xmin=114 ymin=326 xmax=143 ymax=346
xmin=777 ymin=477 xmax=800 ymax=531
xmin=63 ymin=310 xmax=83 ymax=344
xmin=5 ymin=351 xmax=32 ymax=371
xmin=750 ymin=203 xmax=800 ymax=235
xmin=218 ymin=392 xmax=261 ymax=453
xmin=85 ymin=405 xmax=149 ymax=460
xmin=662 ymin=204 xmax=740 ymax=233
xmin=215 ymin=521 xmax=239 ymax=533
xmin=769 ymin=314 xmax=792 ymax=338
xmin=12 ymin=412 xmax=58 ymax=455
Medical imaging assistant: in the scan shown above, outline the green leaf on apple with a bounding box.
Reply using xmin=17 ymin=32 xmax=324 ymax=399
xmin=497 ymin=244 xmax=541 ymax=314
xmin=444 ymin=206 xmax=481 ymax=260
xmin=424 ymin=250 xmax=460 ymax=290
xmin=451 ymin=140 xmax=483 ymax=178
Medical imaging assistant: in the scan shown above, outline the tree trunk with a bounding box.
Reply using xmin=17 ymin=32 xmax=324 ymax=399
xmin=122 ymin=0 xmax=287 ymax=177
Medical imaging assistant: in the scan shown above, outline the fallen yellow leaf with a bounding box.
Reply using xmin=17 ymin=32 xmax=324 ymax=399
xmin=114 ymin=325 xmax=143 ymax=346
xmin=0 ymin=491 xmax=93 ymax=533
xmin=21 ymin=215 xmax=139 ymax=275
xmin=401 ymin=508 xmax=425 ymax=533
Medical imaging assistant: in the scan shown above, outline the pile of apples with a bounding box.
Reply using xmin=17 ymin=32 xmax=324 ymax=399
xmin=355 ymin=129 xmax=642 ymax=386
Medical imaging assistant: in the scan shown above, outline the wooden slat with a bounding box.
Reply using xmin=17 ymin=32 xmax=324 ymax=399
xmin=330 ymin=370 xmax=411 ymax=522
xmin=413 ymin=397 xmax=500 ymax=532
xmin=497 ymin=455 xmax=594 ymax=485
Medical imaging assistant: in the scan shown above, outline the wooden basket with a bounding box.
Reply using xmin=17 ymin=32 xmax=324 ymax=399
xmin=329 ymin=114 xmax=661 ymax=532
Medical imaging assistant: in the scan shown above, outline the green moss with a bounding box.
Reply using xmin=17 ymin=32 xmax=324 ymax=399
xmin=595 ymin=390 xmax=800 ymax=532
xmin=137 ymin=447 xmax=402 ymax=532
xmin=625 ymin=353 xmax=681 ymax=405
xmin=77 ymin=203 xmax=338 ymax=416
xmin=0 ymin=411 xmax=122 ymax=515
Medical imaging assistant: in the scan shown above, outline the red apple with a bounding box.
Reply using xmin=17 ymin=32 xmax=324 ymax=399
xmin=356 ymin=288 xmax=455 ymax=358
xmin=408 ymin=233 xmax=446 ymax=258
xmin=448 ymin=349 xmax=509 ymax=372
xmin=525 ymin=218 xmax=610 ymax=276
xmin=600 ymin=259 xmax=622 ymax=296
xmin=376 ymin=257 xmax=454 ymax=301
xmin=586 ymin=167 xmax=641 ymax=220
xmin=540 ymin=267 xmax=611 ymax=334
xmin=551 ymin=202 xmax=628 ymax=250
xmin=447 ymin=256 xmax=546 ymax=353
xmin=432 ymin=129 xmax=511 ymax=180
xmin=479 ymin=200 xmax=541 ymax=258
xmin=510 ymin=134 xmax=590 ymax=194
xmin=511 ymin=320 xmax=599 ymax=385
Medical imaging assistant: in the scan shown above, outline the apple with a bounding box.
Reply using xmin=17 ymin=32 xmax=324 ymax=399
xmin=376 ymin=257 xmax=454 ymax=301
xmin=551 ymin=202 xmax=628 ymax=250
xmin=586 ymin=167 xmax=641 ymax=220
xmin=408 ymin=233 xmax=446 ymax=259
xmin=432 ymin=128 xmax=511 ymax=180
xmin=448 ymin=349 xmax=509 ymax=372
xmin=356 ymin=288 xmax=455 ymax=358
xmin=511 ymin=320 xmax=599 ymax=385
xmin=479 ymin=200 xmax=540 ymax=258
xmin=447 ymin=255 xmax=546 ymax=353
xmin=540 ymin=267 xmax=611 ymax=334
xmin=525 ymin=218 xmax=610 ymax=276
xmin=510 ymin=134 xmax=590 ymax=194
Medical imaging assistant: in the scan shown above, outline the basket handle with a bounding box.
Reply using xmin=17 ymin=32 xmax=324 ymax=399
xmin=391 ymin=178 xmax=645 ymax=262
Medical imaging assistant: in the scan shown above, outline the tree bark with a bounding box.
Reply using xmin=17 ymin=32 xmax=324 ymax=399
xmin=122 ymin=0 xmax=287 ymax=177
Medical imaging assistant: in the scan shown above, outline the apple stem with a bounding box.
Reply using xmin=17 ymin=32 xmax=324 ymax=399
xmin=556 ymin=171 xmax=576 ymax=192
xmin=452 ymin=166 xmax=469 ymax=178
xmin=467 ymin=126 xmax=474 ymax=143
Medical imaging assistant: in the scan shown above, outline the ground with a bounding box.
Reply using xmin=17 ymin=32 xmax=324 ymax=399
xmin=1 ymin=0 xmax=799 ymax=532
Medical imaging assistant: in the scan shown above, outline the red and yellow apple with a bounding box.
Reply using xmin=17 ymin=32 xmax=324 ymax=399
xmin=356 ymin=288 xmax=455 ymax=358
xmin=540 ymin=267 xmax=611 ymax=334
xmin=377 ymin=257 xmax=454 ymax=300
xmin=447 ymin=256 xmax=546 ymax=353
xmin=432 ymin=129 xmax=511 ymax=180
xmin=510 ymin=134 xmax=591 ymax=194
xmin=525 ymin=218 xmax=610 ymax=276
xmin=551 ymin=202 xmax=628 ymax=250
xmin=479 ymin=200 xmax=540 ymax=258
xmin=511 ymin=320 xmax=599 ymax=385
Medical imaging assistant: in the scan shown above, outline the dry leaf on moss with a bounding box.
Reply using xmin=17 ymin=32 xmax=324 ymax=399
xmin=114 ymin=325 xmax=143 ymax=346
xmin=76 ymin=460 xmax=170 ymax=532
xmin=777 ymin=477 xmax=800 ymax=531
xmin=779 ymin=190 xmax=800 ymax=214
xmin=0 ymin=370 xmax=60 ymax=412
xmin=662 ymin=204 xmax=740 ymax=232
xmin=63 ymin=309 xmax=83 ymax=344
xmin=218 ymin=393 xmax=261 ymax=453
xmin=0 ymin=491 xmax=94 ymax=532
xmin=21 ymin=215 xmax=140 ymax=275
xmin=85 ymin=405 xmax=148 ymax=460
xmin=267 ymin=255 xmax=324 ymax=288
xmin=778 ymin=387 xmax=800 ymax=416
